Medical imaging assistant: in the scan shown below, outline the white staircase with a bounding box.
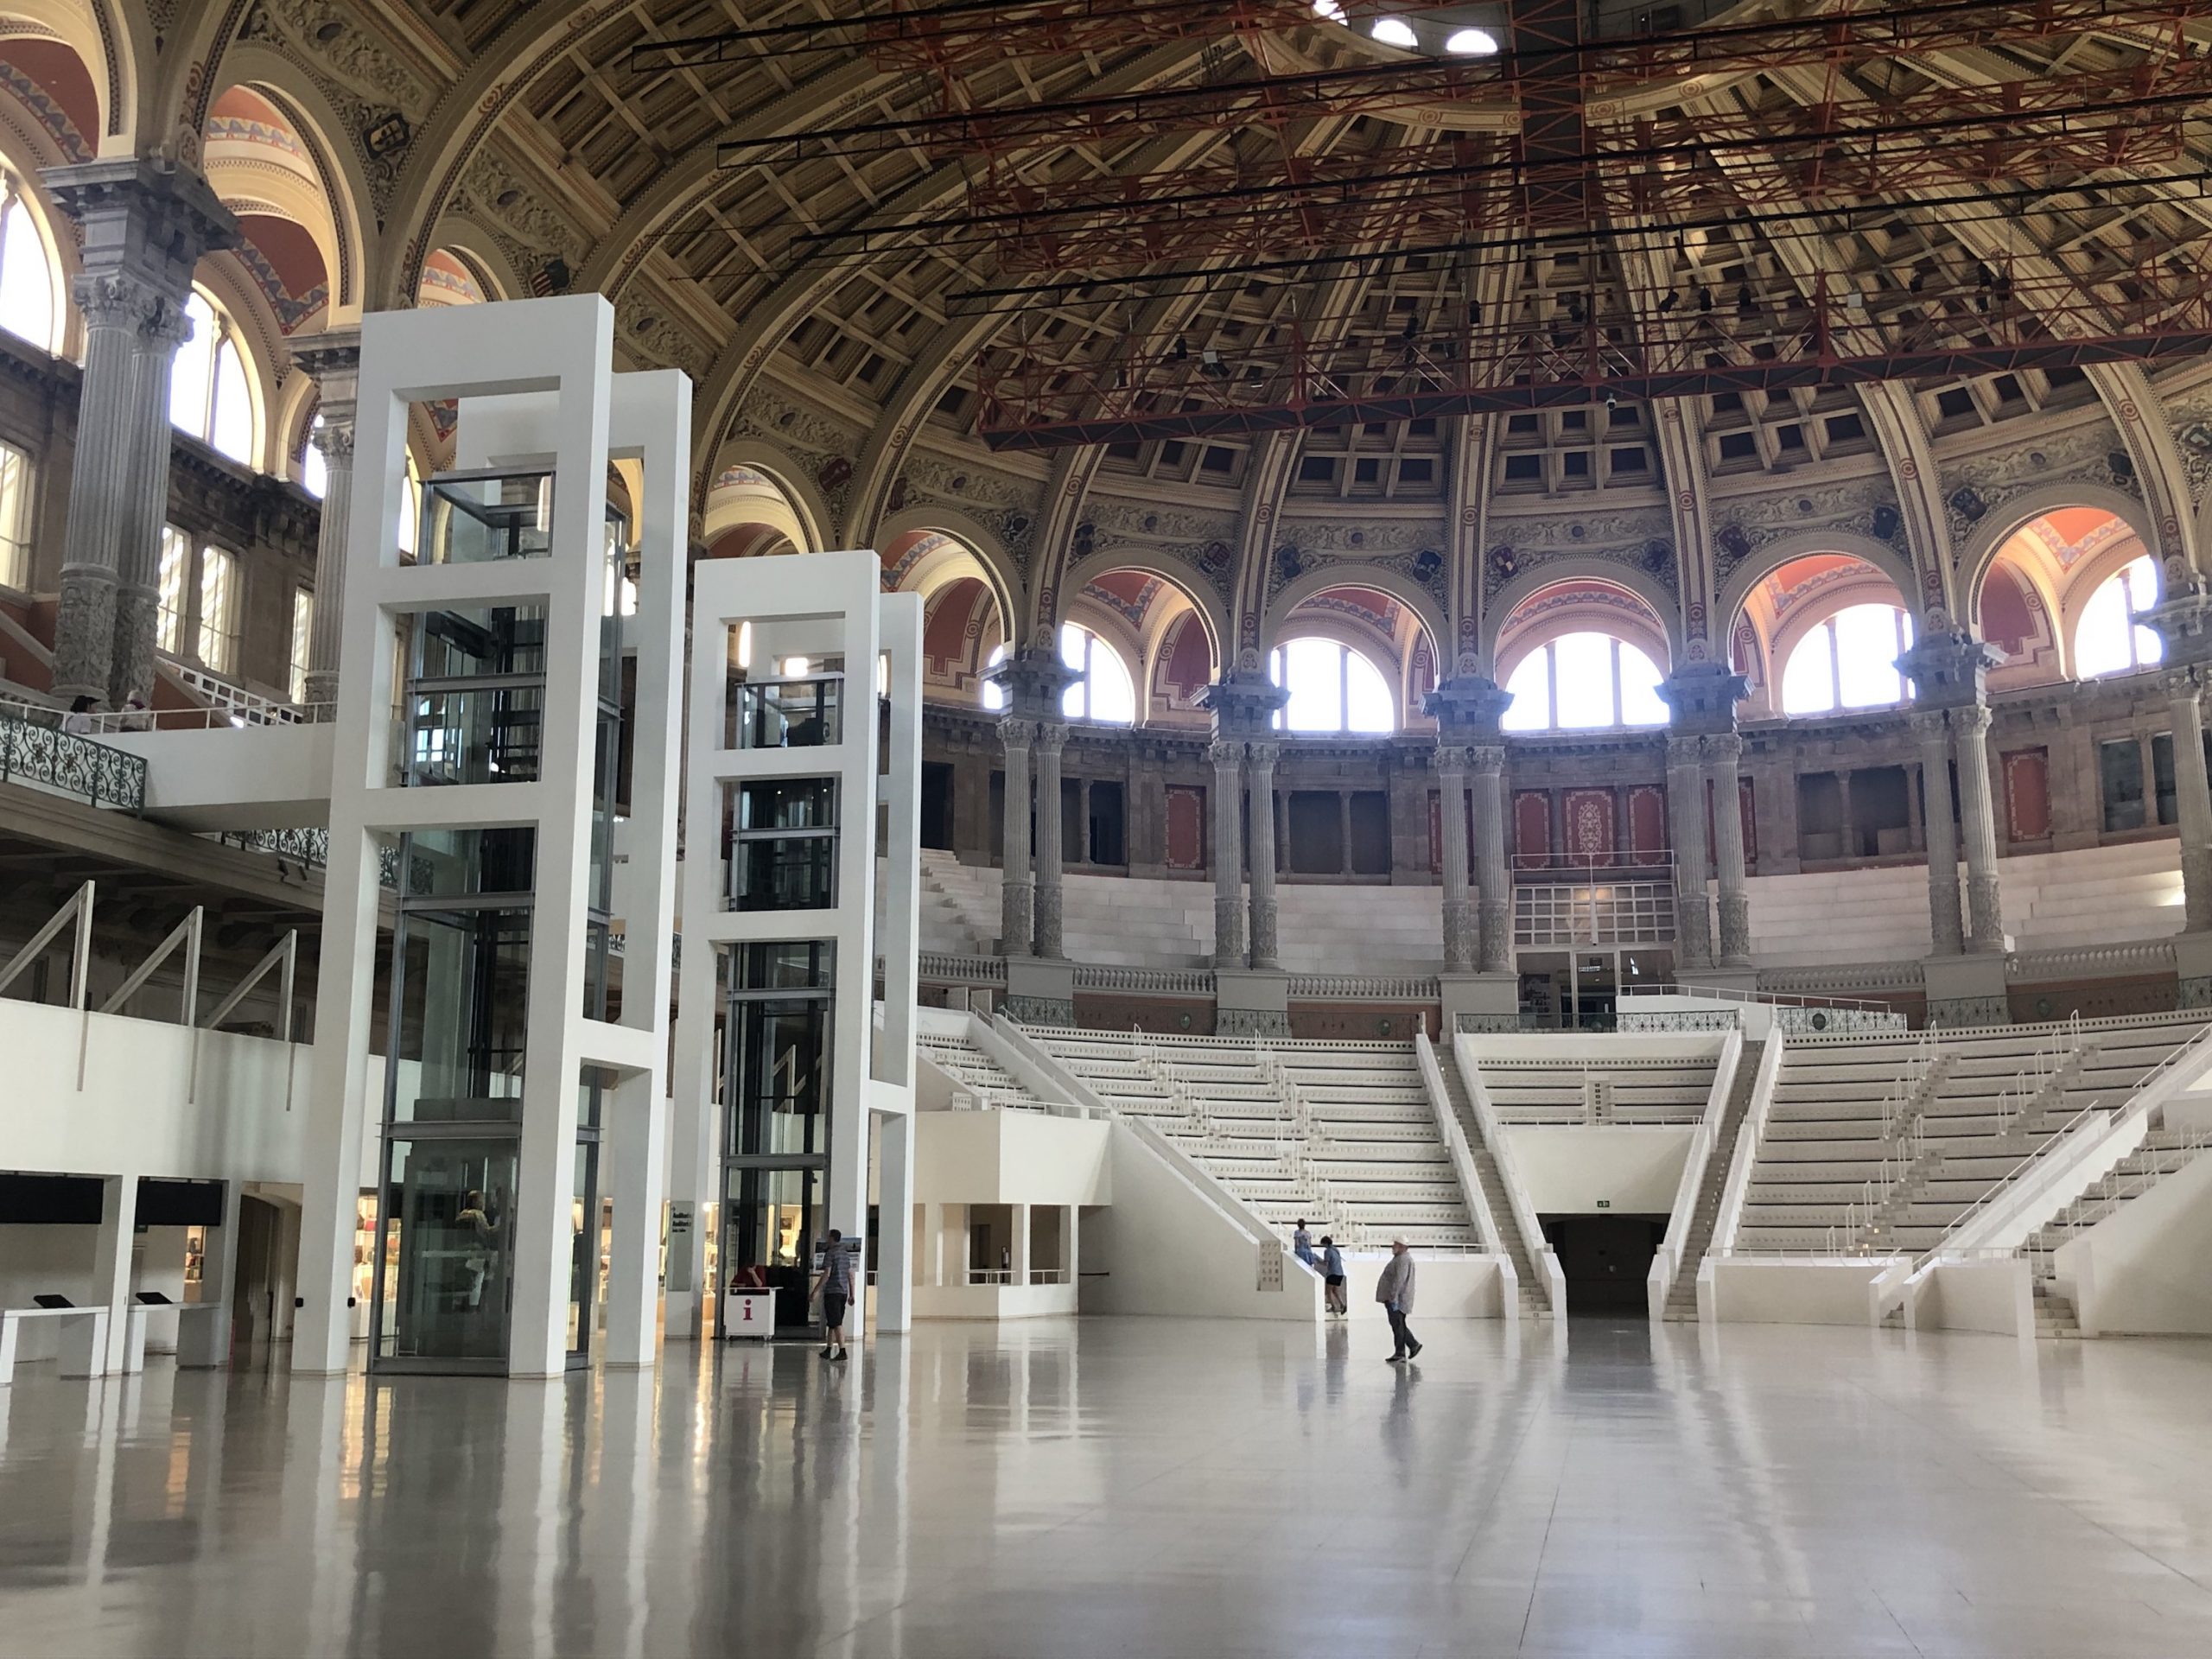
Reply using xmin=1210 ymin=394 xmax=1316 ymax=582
xmin=1023 ymin=1027 xmax=1476 ymax=1250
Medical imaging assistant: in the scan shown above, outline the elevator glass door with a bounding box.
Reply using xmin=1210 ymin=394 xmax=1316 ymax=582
xmin=373 ymin=1135 xmax=520 ymax=1371
xmin=721 ymin=1165 xmax=823 ymax=1335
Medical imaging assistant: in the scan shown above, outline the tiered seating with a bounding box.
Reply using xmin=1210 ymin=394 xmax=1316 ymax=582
xmin=1474 ymin=1053 xmax=1716 ymax=1125
xmin=916 ymin=1027 xmax=1052 ymax=1112
xmin=1027 ymin=1029 xmax=1476 ymax=1250
xmin=2002 ymin=840 xmax=2183 ymax=950
xmin=1735 ymin=1011 xmax=2210 ymax=1254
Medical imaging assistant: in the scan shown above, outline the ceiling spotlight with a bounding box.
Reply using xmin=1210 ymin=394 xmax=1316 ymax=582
xmin=1370 ymin=18 xmax=1419 ymax=48
xmin=1445 ymin=28 xmax=1500 ymax=55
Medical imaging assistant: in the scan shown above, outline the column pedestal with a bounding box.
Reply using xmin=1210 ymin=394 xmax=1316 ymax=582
xmin=1004 ymin=956 xmax=1077 ymax=1027
xmin=1923 ymin=954 xmax=2010 ymax=1028
xmin=1440 ymin=972 xmax=1520 ymax=1034
xmin=1215 ymin=968 xmax=1291 ymax=1038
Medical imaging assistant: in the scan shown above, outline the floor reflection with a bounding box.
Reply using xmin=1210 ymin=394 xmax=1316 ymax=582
xmin=0 ymin=1318 xmax=2209 ymax=1656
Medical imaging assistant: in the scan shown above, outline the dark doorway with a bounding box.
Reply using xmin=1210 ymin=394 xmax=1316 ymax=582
xmin=1541 ymin=1214 xmax=1666 ymax=1314
xmin=920 ymin=762 xmax=954 ymax=849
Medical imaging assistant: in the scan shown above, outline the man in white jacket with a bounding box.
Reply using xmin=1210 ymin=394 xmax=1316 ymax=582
xmin=1376 ymin=1236 xmax=1421 ymax=1363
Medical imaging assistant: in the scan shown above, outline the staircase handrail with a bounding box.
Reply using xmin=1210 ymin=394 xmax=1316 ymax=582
xmin=1451 ymin=1031 xmax=1563 ymax=1313
xmin=1707 ymin=1028 xmax=1789 ymax=1258
xmin=1414 ymin=1030 xmax=1508 ymax=1258
xmin=1648 ymin=1027 xmax=1745 ymax=1320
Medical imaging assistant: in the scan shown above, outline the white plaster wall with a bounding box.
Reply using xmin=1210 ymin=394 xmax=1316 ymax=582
xmin=1919 ymin=1257 xmax=2034 ymax=1338
xmin=1504 ymin=1126 xmax=1694 ymax=1214
xmin=0 ymin=1223 xmax=191 ymax=1360
xmin=913 ymin=1111 xmax=1109 ymax=1208
xmin=1339 ymin=1253 xmax=1505 ymax=1322
xmin=0 ymin=1001 xmax=309 ymax=1183
xmin=1708 ymin=1259 xmax=1900 ymax=1325
xmin=2058 ymin=1152 xmax=2212 ymax=1337
xmin=1079 ymin=1122 xmax=1320 ymax=1321
xmin=99 ymin=722 xmax=335 ymax=830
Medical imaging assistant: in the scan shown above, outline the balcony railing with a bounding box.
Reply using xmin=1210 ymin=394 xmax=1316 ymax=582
xmin=0 ymin=700 xmax=146 ymax=811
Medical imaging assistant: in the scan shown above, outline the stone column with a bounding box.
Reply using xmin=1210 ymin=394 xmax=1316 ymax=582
xmin=1665 ymin=734 xmax=1713 ymax=969
xmin=1435 ymin=745 xmax=1473 ymax=972
xmin=1707 ymin=732 xmax=1751 ymax=966
xmin=2166 ymin=670 xmax=2212 ymax=932
xmin=1208 ymin=737 xmax=1246 ymax=968
xmin=292 ymin=330 xmax=360 ymax=711
xmin=1031 ymin=721 xmax=1067 ymax=957
xmin=1910 ymin=709 xmax=1965 ymax=955
xmin=1471 ymin=744 xmax=1513 ymax=975
xmin=997 ymin=716 xmax=1034 ymax=956
xmin=42 ymin=162 xmax=236 ymax=707
xmin=1951 ymin=702 xmax=2007 ymax=953
xmin=1245 ymin=740 xmax=1281 ymax=969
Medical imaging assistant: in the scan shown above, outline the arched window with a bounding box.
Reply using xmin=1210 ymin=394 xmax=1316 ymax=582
xmin=1501 ymin=632 xmax=1668 ymax=731
xmin=300 ymin=421 xmax=328 ymax=499
xmin=2074 ymin=554 xmax=2162 ymax=678
xmin=1779 ymin=603 xmax=1916 ymax=715
xmin=1268 ymin=636 xmax=1395 ymax=734
xmin=0 ymin=175 xmax=59 ymax=354
xmin=979 ymin=623 xmax=1137 ymax=725
xmin=169 ymin=290 xmax=257 ymax=466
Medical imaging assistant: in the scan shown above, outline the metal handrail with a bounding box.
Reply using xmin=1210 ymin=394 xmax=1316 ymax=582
xmin=1618 ymin=982 xmax=1894 ymax=1014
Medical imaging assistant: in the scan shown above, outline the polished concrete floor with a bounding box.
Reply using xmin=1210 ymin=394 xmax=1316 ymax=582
xmin=3 ymin=1317 xmax=2211 ymax=1657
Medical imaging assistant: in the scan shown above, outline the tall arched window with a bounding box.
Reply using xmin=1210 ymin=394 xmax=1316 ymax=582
xmin=0 ymin=175 xmax=59 ymax=354
xmin=1501 ymin=632 xmax=1668 ymax=731
xmin=169 ymin=290 xmax=257 ymax=466
xmin=2074 ymin=554 xmax=2162 ymax=678
xmin=300 ymin=421 xmax=329 ymax=499
xmin=1779 ymin=603 xmax=1916 ymax=715
xmin=1269 ymin=636 xmax=1395 ymax=734
xmin=979 ymin=623 xmax=1137 ymax=725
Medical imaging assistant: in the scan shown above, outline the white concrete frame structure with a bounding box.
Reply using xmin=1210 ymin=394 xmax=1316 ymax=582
xmin=294 ymin=295 xmax=684 ymax=1379
xmin=668 ymin=551 xmax=920 ymax=1338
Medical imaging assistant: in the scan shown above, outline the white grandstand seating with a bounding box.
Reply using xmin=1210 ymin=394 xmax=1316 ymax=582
xmin=1022 ymin=1027 xmax=1476 ymax=1251
xmin=1733 ymin=1010 xmax=2211 ymax=1255
xmin=916 ymin=1026 xmax=1052 ymax=1113
xmin=1464 ymin=1037 xmax=1719 ymax=1126
xmin=2025 ymin=1124 xmax=2212 ymax=1336
xmin=910 ymin=841 xmax=2184 ymax=976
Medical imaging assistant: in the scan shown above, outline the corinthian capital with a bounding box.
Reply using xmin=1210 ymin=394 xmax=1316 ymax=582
xmin=1664 ymin=733 xmax=1705 ymax=767
xmin=1032 ymin=720 xmax=1067 ymax=760
xmin=70 ymin=268 xmax=175 ymax=335
xmin=996 ymin=715 xmax=1036 ymax=749
xmin=1906 ymin=708 xmax=1950 ymax=741
xmin=1207 ymin=737 xmax=1243 ymax=770
xmin=1469 ymin=743 xmax=1506 ymax=777
xmin=1705 ymin=731 xmax=1744 ymax=766
xmin=1244 ymin=739 xmax=1281 ymax=772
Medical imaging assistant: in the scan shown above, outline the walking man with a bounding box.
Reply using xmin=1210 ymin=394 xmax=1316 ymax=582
xmin=814 ymin=1229 xmax=858 ymax=1362
xmin=1376 ymin=1236 xmax=1421 ymax=1363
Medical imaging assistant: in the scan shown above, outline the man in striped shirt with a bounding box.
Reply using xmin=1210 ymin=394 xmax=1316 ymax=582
xmin=813 ymin=1229 xmax=858 ymax=1361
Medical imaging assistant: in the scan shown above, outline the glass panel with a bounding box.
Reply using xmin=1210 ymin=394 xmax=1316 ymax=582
xmin=1501 ymin=647 xmax=1551 ymax=731
xmin=388 ymin=905 xmax=531 ymax=1124
xmin=727 ymin=995 xmax=832 ymax=1159
xmin=2153 ymin=733 xmax=2179 ymax=826
xmin=0 ymin=197 xmax=55 ymax=353
xmin=399 ymin=827 xmax=537 ymax=899
xmin=1276 ymin=637 xmax=1344 ymax=733
xmin=404 ymin=683 xmax=544 ymax=785
xmin=209 ymin=340 xmax=253 ymax=464
xmin=569 ymin=1135 xmax=599 ymax=1360
xmin=168 ymin=294 xmax=217 ymax=439
xmin=156 ymin=528 xmax=191 ymax=655
xmin=302 ymin=436 xmax=328 ymax=499
xmin=0 ymin=441 xmax=27 ymax=589
xmin=1618 ymin=643 xmax=1669 ymax=726
xmin=416 ymin=604 xmax=548 ymax=678
xmin=1342 ymin=646 xmax=1393 ymax=733
xmin=730 ymin=837 xmax=836 ymax=912
xmin=732 ymin=677 xmax=842 ymax=748
xmin=1551 ymin=632 xmax=1615 ymax=729
xmin=376 ymin=1135 xmax=519 ymax=1366
xmin=736 ymin=939 xmax=836 ymax=990
xmin=419 ymin=471 xmax=555 ymax=563
xmin=289 ymin=588 xmax=314 ymax=702
xmin=1833 ymin=605 xmax=1908 ymax=709
xmin=582 ymin=918 xmax=611 ymax=1020
xmin=721 ymin=1166 xmax=823 ymax=1334
xmin=1781 ymin=625 xmax=1837 ymax=715
xmin=197 ymin=547 xmax=237 ymax=671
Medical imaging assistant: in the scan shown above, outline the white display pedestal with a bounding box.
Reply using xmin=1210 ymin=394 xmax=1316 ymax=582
xmin=721 ymin=1290 xmax=775 ymax=1340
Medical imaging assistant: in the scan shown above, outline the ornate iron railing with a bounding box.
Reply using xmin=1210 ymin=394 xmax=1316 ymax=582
xmin=0 ymin=709 xmax=146 ymax=811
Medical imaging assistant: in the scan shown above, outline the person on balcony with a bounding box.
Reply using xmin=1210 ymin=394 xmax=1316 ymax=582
xmin=60 ymin=695 xmax=97 ymax=734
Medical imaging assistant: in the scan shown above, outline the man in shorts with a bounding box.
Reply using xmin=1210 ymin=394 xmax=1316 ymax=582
xmin=813 ymin=1228 xmax=857 ymax=1361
